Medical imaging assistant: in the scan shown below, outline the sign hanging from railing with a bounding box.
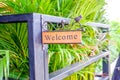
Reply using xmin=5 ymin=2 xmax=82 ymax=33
xmin=42 ymin=30 xmax=82 ymax=44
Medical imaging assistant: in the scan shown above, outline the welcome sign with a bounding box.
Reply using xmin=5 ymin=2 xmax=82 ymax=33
xmin=42 ymin=30 xmax=82 ymax=44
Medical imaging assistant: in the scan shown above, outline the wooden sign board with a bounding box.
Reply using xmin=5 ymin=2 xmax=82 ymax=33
xmin=42 ymin=30 xmax=82 ymax=44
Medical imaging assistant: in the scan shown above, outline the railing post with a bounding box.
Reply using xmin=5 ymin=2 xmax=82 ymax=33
xmin=102 ymin=28 xmax=110 ymax=80
xmin=27 ymin=13 xmax=49 ymax=80
xmin=41 ymin=15 xmax=49 ymax=80
xmin=102 ymin=55 xmax=109 ymax=76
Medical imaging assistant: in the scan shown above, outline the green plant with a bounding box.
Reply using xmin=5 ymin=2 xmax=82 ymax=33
xmin=0 ymin=50 xmax=9 ymax=80
xmin=109 ymin=21 xmax=120 ymax=62
xmin=0 ymin=23 xmax=28 ymax=79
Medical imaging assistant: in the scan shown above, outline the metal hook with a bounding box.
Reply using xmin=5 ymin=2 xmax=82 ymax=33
xmin=61 ymin=20 xmax=65 ymax=28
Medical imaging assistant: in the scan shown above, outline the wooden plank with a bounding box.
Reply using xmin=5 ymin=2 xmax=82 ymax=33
xmin=42 ymin=30 xmax=82 ymax=44
xmin=28 ymin=13 xmax=49 ymax=80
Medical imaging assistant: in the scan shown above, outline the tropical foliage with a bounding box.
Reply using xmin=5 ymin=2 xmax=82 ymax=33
xmin=0 ymin=50 xmax=9 ymax=80
xmin=109 ymin=21 xmax=120 ymax=62
xmin=0 ymin=0 xmax=106 ymax=79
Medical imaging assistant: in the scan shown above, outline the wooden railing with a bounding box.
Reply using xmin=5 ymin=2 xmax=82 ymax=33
xmin=0 ymin=13 xmax=110 ymax=80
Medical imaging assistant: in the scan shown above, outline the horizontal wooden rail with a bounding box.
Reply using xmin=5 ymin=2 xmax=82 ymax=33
xmin=0 ymin=13 xmax=70 ymax=24
xmin=86 ymin=22 xmax=110 ymax=29
xmin=49 ymin=51 xmax=109 ymax=80
xmin=42 ymin=14 xmax=70 ymax=24
xmin=0 ymin=13 xmax=110 ymax=29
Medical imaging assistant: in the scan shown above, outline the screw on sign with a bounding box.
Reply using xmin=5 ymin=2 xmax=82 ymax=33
xmin=112 ymin=55 xmax=120 ymax=80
